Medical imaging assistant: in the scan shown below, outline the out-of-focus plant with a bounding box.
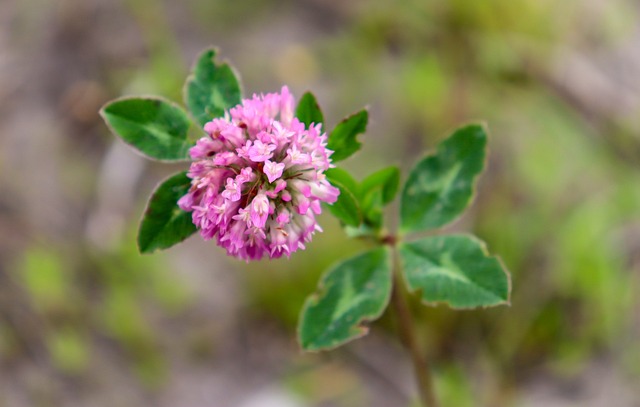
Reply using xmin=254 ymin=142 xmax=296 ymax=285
xmin=100 ymin=47 xmax=511 ymax=406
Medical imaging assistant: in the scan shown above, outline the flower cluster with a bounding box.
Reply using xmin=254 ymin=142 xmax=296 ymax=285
xmin=178 ymin=86 xmax=339 ymax=261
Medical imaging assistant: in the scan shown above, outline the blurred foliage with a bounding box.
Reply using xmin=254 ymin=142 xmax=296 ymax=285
xmin=6 ymin=231 xmax=191 ymax=387
xmin=3 ymin=0 xmax=640 ymax=405
xmin=285 ymin=360 xmax=366 ymax=406
xmin=243 ymin=216 xmax=369 ymax=328
xmin=226 ymin=0 xmax=639 ymax=403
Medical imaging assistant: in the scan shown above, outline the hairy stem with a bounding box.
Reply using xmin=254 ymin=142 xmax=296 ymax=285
xmin=390 ymin=248 xmax=439 ymax=407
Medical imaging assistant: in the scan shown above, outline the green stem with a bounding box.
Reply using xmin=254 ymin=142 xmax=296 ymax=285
xmin=390 ymin=247 xmax=439 ymax=407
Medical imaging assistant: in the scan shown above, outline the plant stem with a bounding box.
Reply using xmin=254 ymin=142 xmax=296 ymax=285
xmin=390 ymin=248 xmax=439 ymax=407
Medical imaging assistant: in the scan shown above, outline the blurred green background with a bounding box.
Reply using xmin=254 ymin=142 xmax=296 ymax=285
xmin=1 ymin=0 xmax=639 ymax=406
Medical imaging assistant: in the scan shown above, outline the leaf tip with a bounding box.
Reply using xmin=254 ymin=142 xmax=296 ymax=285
xmin=98 ymin=102 xmax=108 ymax=118
xmin=136 ymin=232 xmax=153 ymax=255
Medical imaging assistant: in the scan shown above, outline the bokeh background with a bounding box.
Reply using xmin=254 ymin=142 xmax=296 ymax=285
xmin=1 ymin=0 xmax=640 ymax=406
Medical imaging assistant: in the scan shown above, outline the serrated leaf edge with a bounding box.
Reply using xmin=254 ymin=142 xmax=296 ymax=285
xmin=328 ymin=108 xmax=369 ymax=162
xmin=137 ymin=171 xmax=197 ymax=254
xmin=399 ymin=122 xmax=489 ymax=234
xmin=181 ymin=46 xmax=244 ymax=127
xmin=399 ymin=233 xmax=512 ymax=309
xmin=99 ymin=95 xmax=194 ymax=163
xmin=297 ymin=247 xmax=392 ymax=352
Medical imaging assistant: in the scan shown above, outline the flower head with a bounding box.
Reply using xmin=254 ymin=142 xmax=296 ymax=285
xmin=179 ymin=86 xmax=339 ymax=261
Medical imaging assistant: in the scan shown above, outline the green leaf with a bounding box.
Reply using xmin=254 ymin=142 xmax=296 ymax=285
xmin=324 ymin=181 xmax=361 ymax=227
xmin=325 ymin=168 xmax=362 ymax=227
xmin=325 ymin=166 xmax=399 ymax=230
xmin=400 ymin=124 xmax=487 ymax=232
xmin=184 ymin=48 xmax=242 ymax=127
xmin=359 ymin=166 xmax=400 ymax=228
xmin=295 ymin=92 xmax=325 ymax=128
xmin=399 ymin=234 xmax=510 ymax=308
xmin=138 ymin=171 xmax=197 ymax=253
xmin=325 ymin=168 xmax=359 ymax=193
xmin=100 ymin=97 xmax=193 ymax=161
xmin=359 ymin=188 xmax=384 ymax=229
xmin=328 ymin=110 xmax=368 ymax=162
xmin=299 ymin=247 xmax=392 ymax=351
xmin=344 ymin=223 xmax=379 ymax=239
xmin=359 ymin=166 xmax=401 ymax=205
